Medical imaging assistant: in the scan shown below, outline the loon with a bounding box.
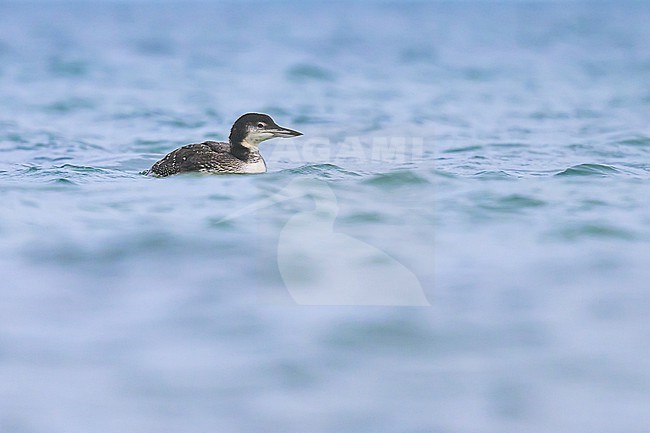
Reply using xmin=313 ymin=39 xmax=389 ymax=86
xmin=147 ymin=113 xmax=302 ymax=176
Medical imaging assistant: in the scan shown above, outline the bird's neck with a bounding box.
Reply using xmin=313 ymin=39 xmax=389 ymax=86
xmin=230 ymin=139 xmax=261 ymax=161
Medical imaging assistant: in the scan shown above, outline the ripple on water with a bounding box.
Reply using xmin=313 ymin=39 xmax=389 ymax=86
xmin=6 ymin=164 xmax=137 ymax=183
xmin=442 ymin=145 xmax=483 ymax=154
xmin=339 ymin=211 xmax=385 ymax=224
xmin=286 ymin=64 xmax=336 ymax=82
xmin=44 ymin=97 xmax=96 ymax=114
xmin=616 ymin=136 xmax=650 ymax=148
xmin=156 ymin=115 xmax=207 ymax=129
xmin=555 ymin=163 xmax=623 ymax=177
xmin=291 ymin=114 xmax=330 ymax=125
xmin=552 ymin=223 xmax=638 ymax=241
xmin=362 ymin=170 xmax=430 ymax=188
xmin=472 ymin=170 xmax=515 ymax=180
xmin=477 ymin=194 xmax=547 ymax=213
xmin=278 ymin=163 xmax=361 ymax=180
xmin=132 ymin=139 xmax=176 ymax=153
xmin=488 ymin=142 xmax=528 ymax=149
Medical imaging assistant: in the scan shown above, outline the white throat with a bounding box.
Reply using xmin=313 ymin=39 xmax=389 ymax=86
xmin=240 ymin=137 xmax=260 ymax=150
xmin=241 ymin=131 xmax=273 ymax=149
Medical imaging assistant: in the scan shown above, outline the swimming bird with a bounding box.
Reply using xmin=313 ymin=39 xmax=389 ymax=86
xmin=147 ymin=113 xmax=302 ymax=176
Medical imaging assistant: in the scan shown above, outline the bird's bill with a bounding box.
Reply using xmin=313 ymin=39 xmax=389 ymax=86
xmin=269 ymin=126 xmax=303 ymax=138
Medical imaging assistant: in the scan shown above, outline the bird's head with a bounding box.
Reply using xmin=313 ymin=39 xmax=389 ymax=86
xmin=229 ymin=113 xmax=302 ymax=150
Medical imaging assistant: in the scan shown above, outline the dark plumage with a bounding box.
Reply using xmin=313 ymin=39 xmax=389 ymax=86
xmin=147 ymin=113 xmax=302 ymax=177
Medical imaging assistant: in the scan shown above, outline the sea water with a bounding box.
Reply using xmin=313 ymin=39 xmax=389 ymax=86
xmin=1 ymin=1 xmax=650 ymax=432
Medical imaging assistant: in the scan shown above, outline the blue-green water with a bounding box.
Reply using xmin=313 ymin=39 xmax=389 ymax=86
xmin=2 ymin=1 xmax=650 ymax=432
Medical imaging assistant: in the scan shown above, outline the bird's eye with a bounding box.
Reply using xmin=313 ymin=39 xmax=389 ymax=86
xmin=257 ymin=122 xmax=265 ymax=128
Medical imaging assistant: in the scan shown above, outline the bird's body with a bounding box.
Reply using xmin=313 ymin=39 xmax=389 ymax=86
xmin=148 ymin=141 xmax=266 ymax=176
xmin=147 ymin=113 xmax=301 ymax=177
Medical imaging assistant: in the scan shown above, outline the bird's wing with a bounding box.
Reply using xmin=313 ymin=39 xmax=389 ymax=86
xmin=149 ymin=141 xmax=239 ymax=176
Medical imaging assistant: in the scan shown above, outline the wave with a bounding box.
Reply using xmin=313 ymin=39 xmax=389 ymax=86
xmin=362 ymin=170 xmax=431 ymax=187
xmin=278 ymin=163 xmax=361 ymax=179
xmin=2 ymin=164 xmax=139 ymax=184
xmin=555 ymin=164 xmax=623 ymax=177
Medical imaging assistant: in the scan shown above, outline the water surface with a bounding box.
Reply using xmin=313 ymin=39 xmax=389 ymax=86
xmin=1 ymin=1 xmax=650 ymax=432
